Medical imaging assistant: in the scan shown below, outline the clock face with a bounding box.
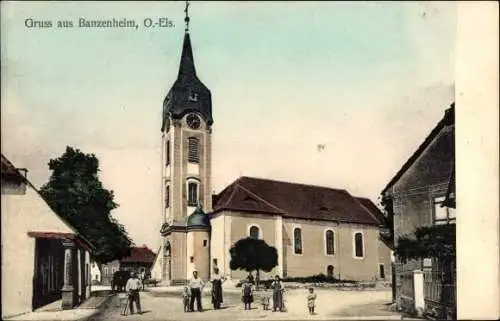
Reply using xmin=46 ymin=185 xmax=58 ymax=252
xmin=186 ymin=114 xmax=201 ymax=129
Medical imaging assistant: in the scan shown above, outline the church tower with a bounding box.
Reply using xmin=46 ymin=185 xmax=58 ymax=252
xmin=159 ymin=2 xmax=213 ymax=284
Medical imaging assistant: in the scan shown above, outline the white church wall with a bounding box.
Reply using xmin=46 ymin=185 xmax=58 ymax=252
xmin=226 ymin=211 xmax=279 ymax=280
xmin=186 ymin=232 xmax=195 ymax=279
xmin=209 ymin=213 xmax=225 ymax=278
xmin=150 ymin=246 xmax=163 ymax=281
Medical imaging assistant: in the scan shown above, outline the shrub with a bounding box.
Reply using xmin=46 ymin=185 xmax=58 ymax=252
xmin=235 ymin=273 xmax=357 ymax=287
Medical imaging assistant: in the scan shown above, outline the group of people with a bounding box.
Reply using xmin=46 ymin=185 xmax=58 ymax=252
xmin=182 ymin=270 xmax=318 ymax=315
xmin=240 ymin=275 xmax=287 ymax=312
xmin=122 ymin=268 xmax=318 ymax=316
xmin=182 ymin=268 xmax=225 ymax=312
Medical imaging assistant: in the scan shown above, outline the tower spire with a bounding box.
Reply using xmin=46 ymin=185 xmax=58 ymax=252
xmin=184 ymin=0 xmax=190 ymax=33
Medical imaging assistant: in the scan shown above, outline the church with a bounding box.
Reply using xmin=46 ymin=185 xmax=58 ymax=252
xmin=150 ymin=4 xmax=392 ymax=285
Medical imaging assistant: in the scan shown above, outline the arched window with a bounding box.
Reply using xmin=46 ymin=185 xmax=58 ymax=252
xmin=293 ymin=227 xmax=302 ymax=254
xmin=165 ymin=185 xmax=170 ymax=208
xmin=249 ymin=225 xmax=260 ymax=239
xmin=354 ymin=232 xmax=364 ymax=258
xmin=188 ymin=137 xmax=200 ymax=163
xmin=325 ymin=230 xmax=335 ymax=255
xmin=188 ymin=182 xmax=198 ymax=206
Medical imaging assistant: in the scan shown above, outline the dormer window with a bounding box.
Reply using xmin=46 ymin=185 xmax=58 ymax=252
xmin=188 ymin=92 xmax=199 ymax=102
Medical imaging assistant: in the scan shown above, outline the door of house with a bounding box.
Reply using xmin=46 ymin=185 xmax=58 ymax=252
xmin=32 ymin=238 xmax=64 ymax=310
xmin=327 ymin=265 xmax=334 ymax=277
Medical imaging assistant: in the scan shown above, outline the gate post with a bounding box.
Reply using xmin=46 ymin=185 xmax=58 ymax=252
xmin=413 ymin=269 xmax=424 ymax=317
xmin=61 ymin=239 xmax=75 ymax=310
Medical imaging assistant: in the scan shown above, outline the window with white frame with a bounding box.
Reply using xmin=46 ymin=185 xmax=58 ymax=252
xmin=433 ymin=196 xmax=456 ymax=225
xmin=187 ymin=137 xmax=200 ymax=163
xmin=188 ymin=182 xmax=198 ymax=206
xmin=249 ymin=225 xmax=260 ymax=239
xmin=166 ymin=140 xmax=171 ymax=165
xmin=354 ymin=232 xmax=364 ymax=258
xmin=293 ymin=227 xmax=303 ymax=254
xmin=165 ymin=185 xmax=170 ymax=208
xmin=325 ymin=230 xmax=335 ymax=255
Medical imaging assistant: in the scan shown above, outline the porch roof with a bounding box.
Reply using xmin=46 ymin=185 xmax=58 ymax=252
xmin=27 ymin=231 xmax=93 ymax=252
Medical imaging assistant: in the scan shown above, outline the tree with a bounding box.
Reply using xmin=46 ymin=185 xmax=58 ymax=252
xmin=39 ymin=146 xmax=133 ymax=263
xmin=379 ymin=195 xmax=395 ymax=249
xmin=229 ymin=237 xmax=278 ymax=288
xmin=395 ymin=224 xmax=456 ymax=263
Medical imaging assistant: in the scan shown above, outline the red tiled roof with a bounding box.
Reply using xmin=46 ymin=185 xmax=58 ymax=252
xmin=120 ymin=246 xmax=156 ymax=264
xmin=355 ymin=197 xmax=387 ymax=225
xmin=212 ymin=176 xmax=380 ymax=225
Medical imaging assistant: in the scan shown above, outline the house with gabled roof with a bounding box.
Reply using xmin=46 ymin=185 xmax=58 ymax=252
xmin=100 ymin=246 xmax=156 ymax=285
xmin=1 ymin=154 xmax=94 ymax=318
xmin=381 ymin=103 xmax=455 ymax=319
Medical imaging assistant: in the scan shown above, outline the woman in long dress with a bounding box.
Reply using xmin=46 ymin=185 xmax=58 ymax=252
xmin=211 ymin=268 xmax=224 ymax=309
xmin=271 ymin=275 xmax=284 ymax=312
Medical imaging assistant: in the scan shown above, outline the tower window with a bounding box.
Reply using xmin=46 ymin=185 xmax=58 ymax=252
xmin=189 ymin=92 xmax=199 ymax=102
xmin=188 ymin=182 xmax=198 ymax=206
xmin=190 ymin=256 xmax=194 ymax=263
xmin=354 ymin=232 xmax=364 ymax=258
xmin=203 ymin=240 xmax=208 ymax=247
xmin=213 ymin=258 xmax=218 ymax=266
xmin=325 ymin=230 xmax=335 ymax=255
xmin=188 ymin=137 xmax=200 ymax=163
xmin=166 ymin=140 xmax=171 ymax=165
xmin=293 ymin=227 xmax=302 ymax=255
xmin=165 ymin=185 xmax=170 ymax=208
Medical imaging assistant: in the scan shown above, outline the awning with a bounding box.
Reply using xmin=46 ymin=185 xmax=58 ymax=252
xmin=27 ymin=231 xmax=93 ymax=252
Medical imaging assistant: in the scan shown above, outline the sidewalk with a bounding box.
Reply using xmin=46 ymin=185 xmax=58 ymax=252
xmin=4 ymin=290 xmax=114 ymax=321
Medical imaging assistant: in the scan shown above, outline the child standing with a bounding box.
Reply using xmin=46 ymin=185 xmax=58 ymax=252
xmin=241 ymin=279 xmax=254 ymax=310
xmin=182 ymin=286 xmax=191 ymax=312
xmin=307 ymin=287 xmax=317 ymax=315
xmin=260 ymin=288 xmax=271 ymax=310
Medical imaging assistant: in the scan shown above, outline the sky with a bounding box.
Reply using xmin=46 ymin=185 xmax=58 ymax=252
xmin=1 ymin=1 xmax=456 ymax=250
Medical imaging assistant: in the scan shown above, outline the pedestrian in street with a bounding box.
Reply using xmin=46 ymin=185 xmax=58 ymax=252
xmin=271 ymin=275 xmax=284 ymax=312
xmin=182 ymin=286 xmax=191 ymax=312
xmin=260 ymin=287 xmax=271 ymax=310
xmin=139 ymin=270 xmax=146 ymax=291
xmin=125 ymin=271 xmax=142 ymax=315
xmin=307 ymin=287 xmax=317 ymax=315
xmin=247 ymin=272 xmax=255 ymax=285
xmin=188 ymin=270 xmax=204 ymax=312
xmin=241 ymin=278 xmax=254 ymax=310
xmin=210 ymin=267 xmax=225 ymax=309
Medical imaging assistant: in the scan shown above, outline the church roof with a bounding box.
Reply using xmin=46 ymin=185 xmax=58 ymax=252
xmin=355 ymin=197 xmax=387 ymax=226
xmin=212 ymin=176 xmax=381 ymax=225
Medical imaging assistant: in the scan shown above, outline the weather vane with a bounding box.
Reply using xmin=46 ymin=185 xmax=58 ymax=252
xmin=184 ymin=0 xmax=190 ymax=32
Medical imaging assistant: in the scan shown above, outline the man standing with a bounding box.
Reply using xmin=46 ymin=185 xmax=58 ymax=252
xmin=189 ymin=270 xmax=204 ymax=312
xmin=125 ymin=271 xmax=142 ymax=315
